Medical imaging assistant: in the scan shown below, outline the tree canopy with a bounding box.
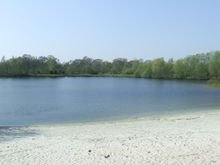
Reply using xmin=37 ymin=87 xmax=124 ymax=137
xmin=0 ymin=51 xmax=220 ymax=80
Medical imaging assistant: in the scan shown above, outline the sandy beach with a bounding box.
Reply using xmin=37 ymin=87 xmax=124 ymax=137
xmin=1 ymin=110 xmax=220 ymax=165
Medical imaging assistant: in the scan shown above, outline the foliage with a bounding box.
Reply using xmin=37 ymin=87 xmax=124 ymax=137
xmin=0 ymin=51 xmax=220 ymax=80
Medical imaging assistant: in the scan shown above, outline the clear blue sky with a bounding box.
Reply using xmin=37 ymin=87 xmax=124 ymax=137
xmin=0 ymin=0 xmax=219 ymax=62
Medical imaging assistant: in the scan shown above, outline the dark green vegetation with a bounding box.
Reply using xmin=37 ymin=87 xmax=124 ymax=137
xmin=0 ymin=51 xmax=220 ymax=81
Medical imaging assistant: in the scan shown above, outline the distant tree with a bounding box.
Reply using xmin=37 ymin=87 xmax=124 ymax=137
xmin=91 ymin=59 xmax=103 ymax=74
xmin=173 ymin=59 xmax=186 ymax=79
xmin=111 ymin=58 xmax=127 ymax=74
xmin=151 ymin=58 xmax=166 ymax=79
xmin=208 ymin=51 xmax=220 ymax=79
xmin=0 ymin=51 xmax=219 ymax=80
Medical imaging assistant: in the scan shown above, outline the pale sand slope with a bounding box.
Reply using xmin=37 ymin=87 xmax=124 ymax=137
xmin=1 ymin=110 xmax=220 ymax=165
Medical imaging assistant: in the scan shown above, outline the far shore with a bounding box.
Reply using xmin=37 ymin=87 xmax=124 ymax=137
xmin=0 ymin=73 xmax=209 ymax=80
xmin=0 ymin=73 xmax=136 ymax=78
xmin=1 ymin=109 xmax=220 ymax=165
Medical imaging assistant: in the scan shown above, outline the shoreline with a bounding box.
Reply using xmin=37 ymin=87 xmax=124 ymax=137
xmin=1 ymin=108 xmax=219 ymax=128
xmin=0 ymin=74 xmax=210 ymax=81
xmin=30 ymin=108 xmax=220 ymax=127
xmin=1 ymin=109 xmax=220 ymax=164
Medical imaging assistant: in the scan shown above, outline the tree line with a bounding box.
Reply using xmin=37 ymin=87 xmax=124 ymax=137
xmin=0 ymin=51 xmax=220 ymax=80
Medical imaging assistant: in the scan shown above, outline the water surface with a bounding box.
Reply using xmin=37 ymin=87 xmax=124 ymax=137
xmin=0 ymin=77 xmax=220 ymax=126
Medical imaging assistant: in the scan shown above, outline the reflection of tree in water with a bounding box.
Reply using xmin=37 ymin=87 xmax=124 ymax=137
xmin=0 ymin=127 xmax=39 ymax=143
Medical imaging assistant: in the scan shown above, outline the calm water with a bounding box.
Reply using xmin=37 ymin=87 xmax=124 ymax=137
xmin=0 ymin=77 xmax=220 ymax=126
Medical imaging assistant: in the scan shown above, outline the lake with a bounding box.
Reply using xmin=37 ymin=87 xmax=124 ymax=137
xmin=0 ymin=77 xmax=220 ymax=126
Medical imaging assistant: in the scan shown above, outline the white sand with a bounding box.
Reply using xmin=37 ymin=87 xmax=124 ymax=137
xmin=1 ymin=110 xmax=220 ymax=165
